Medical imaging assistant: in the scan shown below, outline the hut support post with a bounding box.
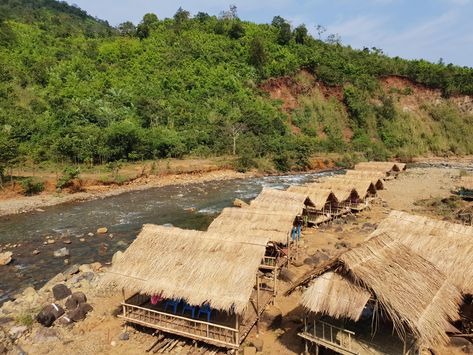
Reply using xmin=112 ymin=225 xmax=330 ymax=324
xmin=256 ymin=272 xmax=260 ymax=336
xmin=235 ymin=313 xmax=239 ymax=345
xmin=287 ymin=234 xmax=290 ymax=270
xmin=121 ymin=288 xmax=128 ymax=332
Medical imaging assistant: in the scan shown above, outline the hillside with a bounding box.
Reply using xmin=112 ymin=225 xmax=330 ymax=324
xmin=1 ymin=1 xmax=473 ymax=180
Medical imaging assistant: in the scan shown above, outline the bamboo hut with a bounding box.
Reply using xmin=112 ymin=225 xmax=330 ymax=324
xmin=249 ymin=187 xmax=315 ymax=215
xmin=102 ymin=224 xmax=275 ymax=349
xmin=370 ymin=210 xmax=473 ymax=295
xmin=207 ymin=207 xmax=298 ymax=269
xmin=287 ymin=186 xmax=341 ymax=225
xmin=455 ymin=176 xmax=473 ymax=199
xmin=288 ymin=234 xmax=462 ymax=354
xmin=354 ymin=161 xmax=405 ymax=177
xmin=306 ymin=182 xmax=361 ymax=213
xmin=327 ymin=176 xmax=378 ymax=198
xmin=344 ymin=170 xmax=386 ymax=190
xmin=316 ymin=177 xmax=375 ymax=211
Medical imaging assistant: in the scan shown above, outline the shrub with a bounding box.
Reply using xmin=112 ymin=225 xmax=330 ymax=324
xmin=21 ymin=178 xmax=44 ymax=196
xmin=234 ymin=150 xmax=256 ymax=172
xmin=56 ymin=166 xmax=80 ymax=189
xmin=273 ymin=153 xmax=291 ymax=172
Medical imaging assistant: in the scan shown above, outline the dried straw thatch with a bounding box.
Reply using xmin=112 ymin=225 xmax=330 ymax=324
xmin=370 ymin=210 xmax=473 ymax=294
xmin=287 ymin=186 xmax=339 ymax=210
xmin=301 ymin=272 xmax=371 ymax=321
xmin=456 ymin=176 xmax=473 ymax=191
xmin=207 ymin=207 xmax=295 ymax=243
xmin=249 ymin=188 xmax=315 ymax=215
xmin=306 ymin=182 xmax=360 ymax=203
xmin=344 ymin=170 xmax=386 ymax=189
xmin=325 ymin=176 xmax=378 ymax=197
xmin=291 ymin=234 xmax=462 ymax=347
xmin=101 ymin=224 xmax=267 ymax=313
xmin=354 ymin=161 xmax=402 ymax=173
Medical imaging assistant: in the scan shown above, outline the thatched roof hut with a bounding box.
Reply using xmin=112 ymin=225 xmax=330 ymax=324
xmin=344 ymin=170 xmax=386 ymax=189
xmin=354 ymin=161 xmax=404 ymax=174
xmin=370 ymin=210 xmax=473 ymax=295
xmin=326 ymin=176 xmax=378 ymax=197
xmin=287 ymin=186 xmax=339 ymax=210
xmin=306 ymin=182 xmax=361 ymax=204
xmin=101 ymin=224 xmax=267 ymax=313
xmin=249 ymin=188 xmax=315 ymax=215
xmin=290 ymin=234 xmax=462 ymax=347
xmin=207 ymin=207 xmax=296 ymax=244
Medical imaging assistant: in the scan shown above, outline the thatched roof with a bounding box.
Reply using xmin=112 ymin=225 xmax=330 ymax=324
xmin=306 ymin=182 xmax=361 ymax=202
xmin=344 ymin=170 xmax=386 ymax=189
xmin=457 ymin=176 xmax=473 ymax=191
xmin=301 ymin=272 xmax=371 ymax=322
xmin=370 ymin=210 xmax=473 ymax=294
xmin=287 ymin=186 xmax=339 ymax=210
xmin=249 ymin=188 xmax=315 ymax=215
xmin=325 ymin=176 xmax=378 ymax=197
xmin=354 ymin=161 xmax=402 ymax=173
xmin=291 ymin=234 xmax=462 ymax=347
xmin=101 ymin=224 xmax=267 ymax=313
xmin=207 ymin=207 xmax=295 ymax=244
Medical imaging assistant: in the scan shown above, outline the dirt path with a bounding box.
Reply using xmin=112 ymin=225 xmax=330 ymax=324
xmin=378 ymin=167 xmax=460 ymax=212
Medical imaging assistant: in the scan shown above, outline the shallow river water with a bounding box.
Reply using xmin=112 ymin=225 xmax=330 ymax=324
xmin=0 ymin=170 xmax=338 ymax=303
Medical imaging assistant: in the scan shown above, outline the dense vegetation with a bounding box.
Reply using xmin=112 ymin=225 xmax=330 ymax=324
xmin=1 ymin=0 xmax=473 ymax=180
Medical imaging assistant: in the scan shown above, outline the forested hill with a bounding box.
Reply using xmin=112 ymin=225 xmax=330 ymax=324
xmin=1 ymin=1 xmax=473 ymax=175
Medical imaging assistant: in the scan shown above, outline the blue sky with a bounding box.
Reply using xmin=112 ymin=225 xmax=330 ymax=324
xmin=68 ymin=0 xmax=473 ymax=67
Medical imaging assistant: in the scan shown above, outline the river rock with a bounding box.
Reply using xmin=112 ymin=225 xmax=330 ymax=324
xmin=118 ymin=332 xmax=129 ymax=341
xmin=22 ymin=287 xmax=38 ymax=304
xmin=52 ymin=284 xmax=71 ymax=301
xmin=0 ymin=252 xmax=12 ymax=266
xmin=9 ymin=326 xmax=27 ymax=339
xmin=53 ymin=248 xmax=69 ymax=258
xmin=97 ymin=227 xmax=108 ymax=234
xmin=32 ymin=250 xmax=40 ymax=256
xmin=64 ymin=264 xmax=80 ymax=277
xmin=47 ymin=239 xmax=55 ymax=244
xmin=67 ymin=303 xmax=93 ymax=322
xmin=65 ymin=292 xmax=87 ymax=310
xmin=233 ymin=198 xmax=249 ymax=208
xmin=112 ymin=251 xmax=123 ymax=265
xmin=79 ymin=264 xmax=92 ymax=273
xmin=90 ymin=262 xmax=102 ymax=272
xmin=79 ymin=238 xmax=85 ymax=242
xmin=36 ymin=304 xmax=65 ymax=327
xmin=62 ymin=239 xmax=72 ymax=244
xmin=87 ymin=233 xmax=94 ymax=237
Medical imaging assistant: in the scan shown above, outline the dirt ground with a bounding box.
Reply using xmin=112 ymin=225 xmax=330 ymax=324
xmin=3 ymin=166 xmax=471 ymax=355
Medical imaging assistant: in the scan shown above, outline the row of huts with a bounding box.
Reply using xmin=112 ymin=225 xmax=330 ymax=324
xmin=291 ymin=210 xmax=473 ymax=354
xmin=101 ymin=161 xmax=413 ymax=351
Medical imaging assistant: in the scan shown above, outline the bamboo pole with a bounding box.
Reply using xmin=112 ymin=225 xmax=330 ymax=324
xmin=256 ymin=273 xmax=260 ymax=336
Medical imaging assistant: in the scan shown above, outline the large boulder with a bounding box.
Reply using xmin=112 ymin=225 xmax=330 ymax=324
xmin=0 ymin=252 xmax=12 ymax=266
xmin=36 ymin=304 xmax=65 ymax=327
xmin=67 ymin=303 xmax=93 ymax=322
xmin=65 ymin=292 xmax=87 ymax=310
xmin=8 ymin=326 xmax=27 ymax=340
xmin=52 ymin=284 xmax=71 ymax=301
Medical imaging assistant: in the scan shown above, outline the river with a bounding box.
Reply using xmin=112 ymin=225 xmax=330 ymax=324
xmin=0 ymin=170 xmax=338 ymax=303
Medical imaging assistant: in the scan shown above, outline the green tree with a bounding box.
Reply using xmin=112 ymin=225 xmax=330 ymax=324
xmin=117 ymin=21 xmax=136 ymax=36
xmin=228 ymin=22 xmax=245 ymax=39
xmin=249 ymin=36 xmax=267 ymax=73
xmin=294 ymin=24 xmax=308 ymax=44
